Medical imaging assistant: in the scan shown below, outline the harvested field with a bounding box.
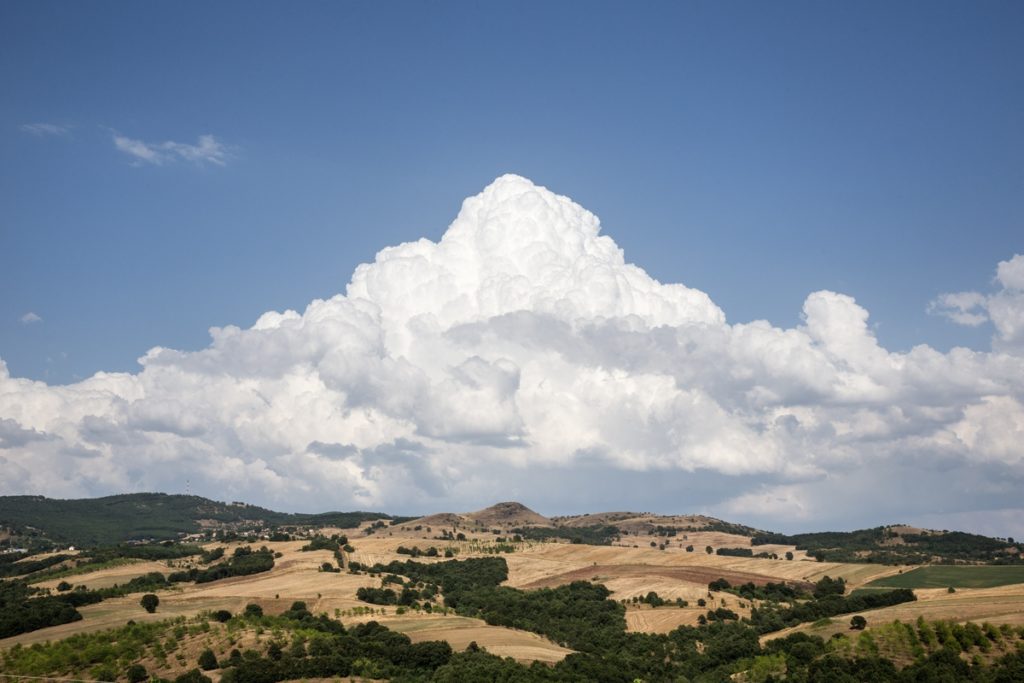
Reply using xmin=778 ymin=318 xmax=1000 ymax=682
xmin=626 ymin=607 xmax=707 ymax=633
xmin=764 ymin=584 xmax=1024 ymax=643
xmin=346 ymin=614 xmax=572 ymax=662
xmin=32 ymin=559 xmax=168 ymax=590
xmin=519 ymin=563 xmax=813 ymax=594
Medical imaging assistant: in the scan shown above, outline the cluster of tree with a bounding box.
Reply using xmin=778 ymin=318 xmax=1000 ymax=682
xmin=199 ymin=547 xmax=224 ymax=563
xmin=435 ymin=529 xmax=467 ymax=541
xmin=168 ymin=546 xmax=274 ymax=584
xmin=630 ymin=591 xmax=675 ymax=607
xmin=396 ymin=545 xmax=440 ymax=558
xmin=200 ymin=604 xmax=452 ymax=683
xmin=715 ymin=547 xmax=754 ymax=557
xmin=510 ymin=524 xmax=621 ymax=546
xmin=355 ymin=585 xmax=427 ymax=607
xmin=0 ymin=552 xmax=70 ymax=578
xmin=718 ymin=578 xmax=805 ymax=602
xmin=0 ymin=579 xmax=83 ymax=638
xmin=89 ymin=542 xmax=205 ymax=562
xmin=748 ymin=588 xmax=916 ymax=633
xmin=300 ymin=535 xmax=345 ymax=552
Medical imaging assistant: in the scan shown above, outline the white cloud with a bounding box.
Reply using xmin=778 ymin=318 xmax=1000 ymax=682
xmin=929 ymin=254 xmax=1024 ymax=351
xmin=1 ymin=175 xmax=1023 ymax=535
xmin=19 ymin=312 xmax=42 ymax=324
xmin=113 ymin=133 xmax=230 ymax=166
xmin=20 ymin=123 xmax=71 ymax=136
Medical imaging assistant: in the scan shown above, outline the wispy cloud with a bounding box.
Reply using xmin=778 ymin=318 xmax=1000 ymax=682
xmin=20 ymin=123 xmax=71 ymax=136
xmin=20 ymin=312 xmax=42 ymax=325
xmin=113 ymin=133 xmax=230 ymax=167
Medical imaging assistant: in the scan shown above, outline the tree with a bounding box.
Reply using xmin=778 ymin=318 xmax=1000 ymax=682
xmin=785 ymin=551 xmax=794 ymax=560
xmin=140 ymin=593 xmax=159 ymax=613
xmin=198 ymin=648 xmax=218 ymax=670
xmin=56 ymin=581 xmax=72 ymax=592
xmin=685 ymin=545 xmax=694 ymax=552
xmin=850 ymin=615 xmax=867 ymax=630
xmin=126 ymin=664 xmax=148 ymax=683
xmin=243 ymin=603 xmax=263 ymax=618
xmin=706 ymin=546 xmax=713 ymax=554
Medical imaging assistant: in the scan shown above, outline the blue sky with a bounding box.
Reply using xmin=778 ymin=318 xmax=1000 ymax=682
xmin=3 ymin=1 xmax=1020 ymax=383
xmin=2 ymin=3 xmax=1024 ymax=535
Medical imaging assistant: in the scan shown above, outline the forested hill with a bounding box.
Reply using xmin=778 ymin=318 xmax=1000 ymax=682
xmin=753 ymin=525 xmax=1021 ymax=565
xmin=0 ymin=493 xmax=396 ymax=547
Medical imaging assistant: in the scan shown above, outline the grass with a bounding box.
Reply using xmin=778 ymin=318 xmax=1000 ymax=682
xmin=860 ymin=565 xmax=1024 ymax=590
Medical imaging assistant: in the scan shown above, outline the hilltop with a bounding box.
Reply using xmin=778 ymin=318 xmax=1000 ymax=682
xmin=396 ymin=502 xmax=553 ymax=533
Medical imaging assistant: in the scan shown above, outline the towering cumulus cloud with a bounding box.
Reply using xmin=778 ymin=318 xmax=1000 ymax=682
xmin=1 ymin=175 xmax=1022 ymax=533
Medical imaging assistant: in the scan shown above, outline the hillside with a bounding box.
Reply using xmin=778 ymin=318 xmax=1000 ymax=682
xmin=0 ymin=494 xmax=396 ymax=548
xmin=753 ymin=525 xmax=1021 ymax=565
xmin=397 ymin=502 xmax=553 ymax=533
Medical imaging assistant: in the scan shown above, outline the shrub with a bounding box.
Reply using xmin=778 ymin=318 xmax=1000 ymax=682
xmin=198 ymin=648 xmax=218 ymax=670
xmin=126 ymin=664 xmax=148 ymax=683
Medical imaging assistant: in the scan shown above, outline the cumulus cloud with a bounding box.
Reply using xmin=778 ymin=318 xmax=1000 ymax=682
xmin=20 ymin=312 xmax=42 ymax=325
xmin=1 ymin=175 xmax=1022 ymax=536
xmin=20 ymin=123 xmax=71 ymax=136
xmin=113 ymin=133 xmax=230 ymax=166
xmin=930 ymin=254 xmax=1024 ymax=351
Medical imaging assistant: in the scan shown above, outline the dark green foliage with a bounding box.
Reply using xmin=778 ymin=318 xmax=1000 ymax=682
xmin=850 ymin=615 xmax=867 ymax=630
xmin=0 ymin=493 xmax=397 ymax=547
xmin=300 ymin=536 xmax=339 ymax=552
xmin=813 ymin=575 xmax=846 ymax=598
xmin=511 ymin=524 xmax=621 ymax=545
xmin=198 ymin=648 xmax=218 ymax=670
xmin=200 ymin=547 xmax=225 ymax=563
xmin=174 ymin=669 xmax=212 ymax=683
xmin=638 ymin=591 xmax=666 ymax=607
xmin=243 ymin=603 xmax=263 ymax=617
xmin=126 ymin=664 xmax=148 ymax=683
xmin=709 ymin=577 xmax=731 ymax=591
xmin=0 ymin=579 xmax=83 ymax=638
xmin=729 ymin=580 xmax=804 ymax=602
xmin=140 ymin=593 xmax=159 ymax=613
xmin=716 ymin=547 xmax=754 ymax=557
xmin=396 ymin=545 xmax=440 ymax=557
xmin=356 ymin=586 xmax=397 ymax=604
xmin=752 ymin=525 xmax=1018 ymax=564
xmin=0 ymin=553 xmax=70 ymax=577
xmin=748 ymin=588 xmax=915 ymax=633
xmin=212 ymin=609 xmax=232 ymax=622
xmin=170 ymin=546 xmax=274 ymax=583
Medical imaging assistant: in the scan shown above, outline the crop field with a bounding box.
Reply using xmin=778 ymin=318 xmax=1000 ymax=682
xmin=4 ymin=516 xmax=1024 ymax=676
xmin=861 ymin=565 xmax=1024 ymax=590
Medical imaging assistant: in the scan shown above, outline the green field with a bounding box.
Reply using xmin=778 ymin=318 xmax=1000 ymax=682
xmin=861 ymin=565 xmax=1024 ymax=590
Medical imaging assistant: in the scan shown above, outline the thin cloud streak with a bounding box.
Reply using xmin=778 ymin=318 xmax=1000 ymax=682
xmin=20 ymin=123 xmax=71 ymax=136
xmin=112 ymin=133 xmax=230 ymax=167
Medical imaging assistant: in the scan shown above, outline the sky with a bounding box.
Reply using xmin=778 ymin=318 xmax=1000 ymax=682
xmin=1 ymin=2 xmax=1022 ymax=537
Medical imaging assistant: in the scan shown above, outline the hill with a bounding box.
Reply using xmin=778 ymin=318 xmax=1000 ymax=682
xmin=397 ymin=502 xmax=553 ymax=533
xmin=0 ymin=494 xmax=397 ymax=548
xmin=752 ymin=525 xmax=1021 ymax=565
